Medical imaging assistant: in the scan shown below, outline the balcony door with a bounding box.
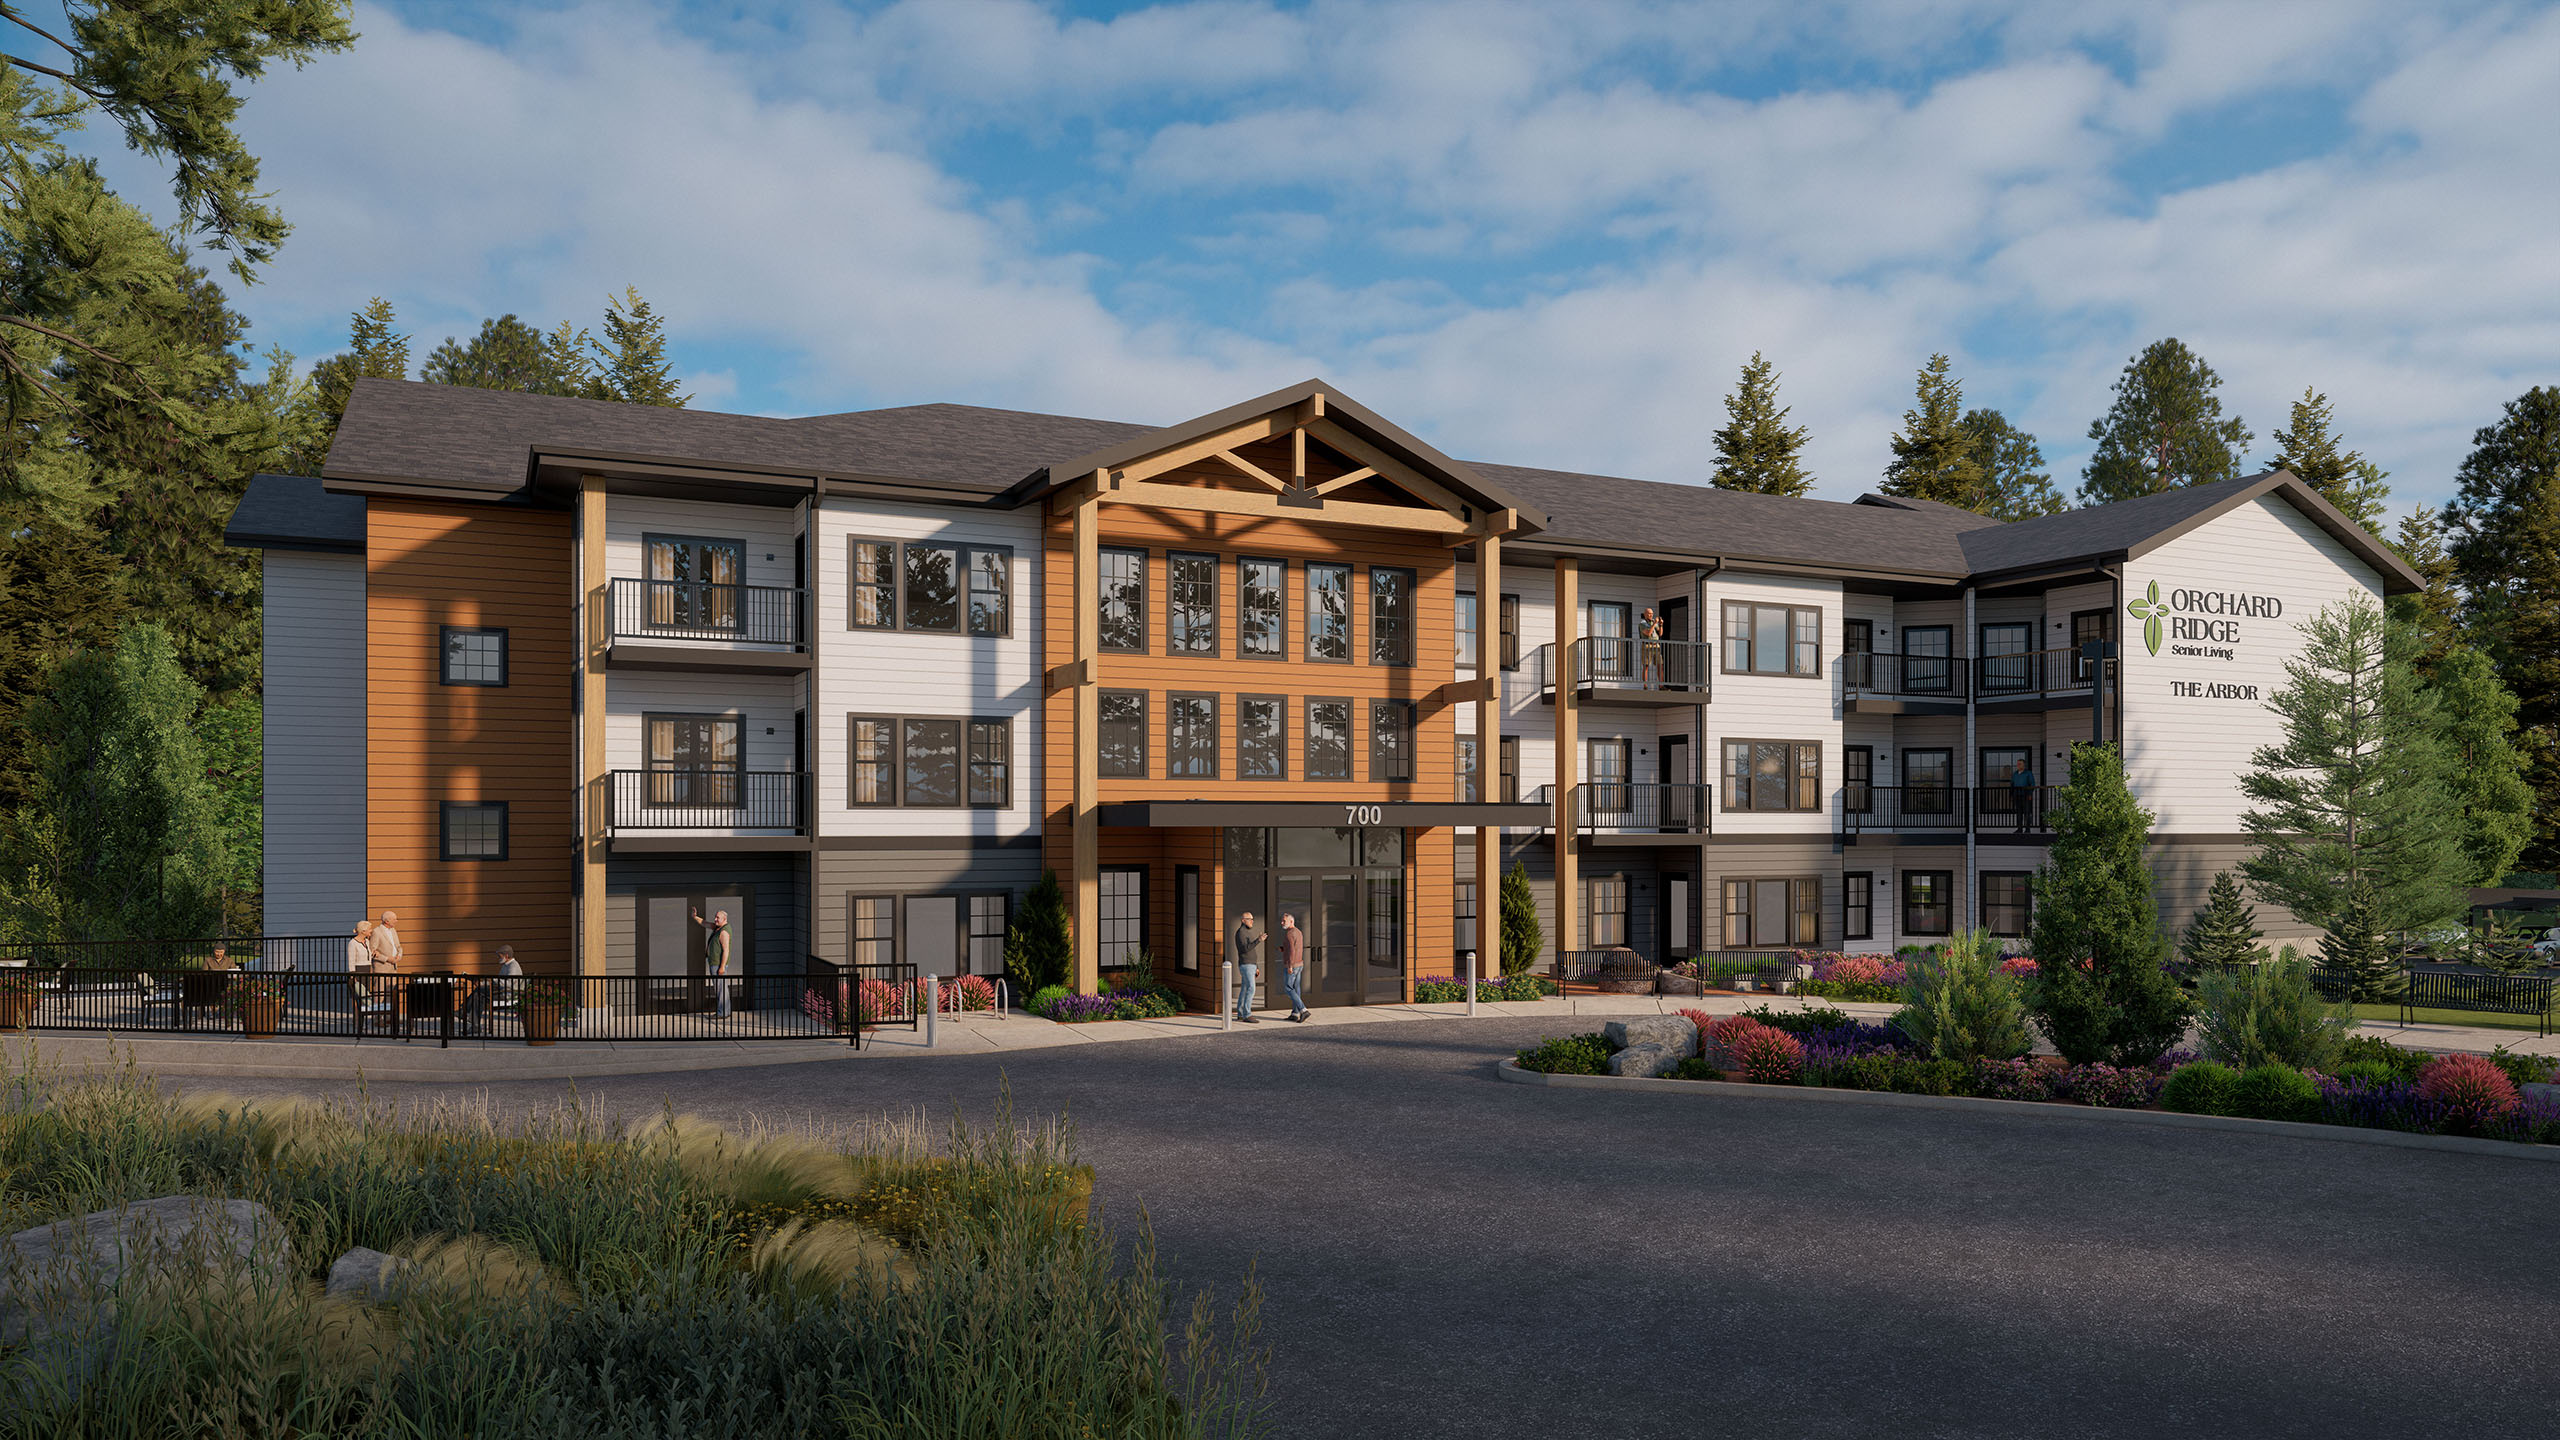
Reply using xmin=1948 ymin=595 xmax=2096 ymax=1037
xmin=1660 ymin=736 xmax=1691 ymax=831
xmin=1979 ymin=622 xmax=2033 ymax=693
xmin=645 ymin=534 xmax=743 ymax=633
xmin=1586 ymin=737 xmax=1631 ymax=820
xmin=639 ymin=889 xmax=750 ymax=1010
xmin=647 ymin=714 xmax=741 ymax=808
xmin=1901 ymin=748 xmax=1953 ymax=815
xmin=1588 ymin=600 xmax=1631 ymax=679
xmin=1903 ymin=625 xmax=1953 ymax=693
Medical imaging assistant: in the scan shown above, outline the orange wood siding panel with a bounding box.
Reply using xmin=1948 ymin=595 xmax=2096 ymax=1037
xmin=366 ymin=499 xmax=574 ymax=973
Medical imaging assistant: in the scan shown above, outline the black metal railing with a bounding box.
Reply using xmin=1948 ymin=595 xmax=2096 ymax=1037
xmin=0 ymin=935 xmax=350 ymax=975
xmin=1845 ymin=650 xmax=1963 ymax=698
xmin=1975 ymin=646 xmax=2105 ymax=700
xmin=1560 ymin=637 xmax=1710 ymax=697
xmin=1840 ymin=784 xmax=1969 ymax=835
xmin=1570 ymin=782 xmax=1712 ymax=835
xmin=802 ymin=956 xmax=924 ymax=1050
xmin=1972 ymin=785 xmax=2059 ymax=834
xmin=610 ymin=577 xmax=802 ymax=646
xmin=610 ymin=770 xmax=806 ymax=831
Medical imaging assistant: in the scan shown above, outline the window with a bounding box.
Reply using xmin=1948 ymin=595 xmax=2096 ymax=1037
xmin=1370 ymin=700 xmax=1413 ymax=782
xmin=1238 ymin=695 xmax=1285 ymax=780
xmin=1901 ymin=748 xmax=1953 ymax=815
xmin=440 ymin=801 xmax=507 ymax=860
xmin=967 ymin=550 xmax=1010 ymax=636
xmin=1584 ymin=875 xmax=1627 ymax=948
xmin=1722 ymin=880 xmax=1750 ymax=948
xmin=1982 ymin=871 xmax=2033 ymax=937
xmin=903 ymin=718 xmax=961 ymax=807
xmin=441 ymin=626 xmax=507 ymax=686
xmin=849 ymin=540 xmax=896 ymax=629
xmin=1499 ymin=735 xmax=1519 ymax=803
xmin=1586 ymin=737 xmax=1631 ymax=815
xmin=1176 ymin=867 xmax=1201 ymax=973
xmin=1722 ymin=602 xmax=1822 ymax=677
xmin=850 ymin=717 xmax=894 ymax=805
xmin=1722 ymin=876 xmax=1818 ymax=946
xmin=851 ymin=896 xmax=895 ymax=968
xmin=1168 ymin=552 xmax=1218 ymax=655
xmin=1099 ymin=548 xmax=1147 ymax=652
xmin=1458 ymin=736 xmax=1479 ymax=803
xmin=646 ymin=534 xmax=742 ymax=631
xmin=647 ymin=715 xmax=741 ymax=806
xmin=1902 ymin=625 xmax=1953 ymax=692
xmin=1844 ymin=618 xmax=1873 ymax=689
xmin=1167 ymin=693 xmax=1219 ymax=779
xmin=1099 ymin=867 xmax=1146 ymax=967
xmin=1500 ymin=594 xmax=1520 ymax=671
xmin=1306 ymin=563 xmax=1352 ymax=661
xmin=2072 ymin=608 xmax=2114 ymax=681
xmin=1844 ymin=745 xmax=1873 ymax=815
xmin=1790 ymin=878 xmax=1820 ymax=945
xmin=1845 ymin=872 xmax=1873 ymax=940
xmin=903 ymin=543 xmax=960 ymax=632
xmin=1239 ymin=558 xmax=1285 ymax=657
xmin=1722 ymin=740 xmax=1821 ymax=812
xmin=1456 ymin=591 xmax=1479 ymax=669
xmin=1456 ymin=878 xmax=1478 ymax=954
xmin=966 ymin=721 xmax=1010 ymax=807
xmin=1979 ymin=621 xmax=2034 ymax=692
xmin=1588 ymin=601 xmax=1632 ymax=679
xmin=968 ymin=894 xmax=1008 ymax=974
xmin=1980 ymin=746 xmax=2033 ymax=822
xmin=1370 ymin=567 xmax=1415 ymax=665
xmin=1903 ymin=870 xmax=1953 ymax=936
xmin=1305 ymin=698 xmax=1351 ymax=779
xmin=1099 ymin=691 xmax=1148 ymax=777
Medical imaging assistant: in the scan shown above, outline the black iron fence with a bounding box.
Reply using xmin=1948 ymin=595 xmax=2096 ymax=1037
xmin=1975 ymin=646 xmax=2103 ymax=700
xmin=802 ymin=955 xmax=923 ymax=1051
xmin=1840 ymin=785 xmax=1969 ymax=835
xmin=0 ymin=936 xmax=349 ymax=975
xmin=610 ymin=770 xmax=807 ymax=831
xmin=1972 ymin=785 xmax=2058 ymax=834
xmin=1557 ymin=636 xmax=1711 ymax=697
xmin=1845 ymin=650 xmax=1961 ymax=698
xmin=1570 ymin=782 xmax=1712 ymax=835
xmin=609 ymin=577 xmax=803 ymax=646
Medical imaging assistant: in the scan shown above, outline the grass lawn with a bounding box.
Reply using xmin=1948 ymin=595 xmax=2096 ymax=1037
xmin=2349 ymin=1002 xmax=2555 ymax=1035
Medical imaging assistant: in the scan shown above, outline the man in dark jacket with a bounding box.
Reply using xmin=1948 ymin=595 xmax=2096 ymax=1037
xmin=1230 ymin=911 xmax=1266 ymax=1023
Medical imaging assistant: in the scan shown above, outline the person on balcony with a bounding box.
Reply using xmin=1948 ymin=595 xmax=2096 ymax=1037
xmin=1638 ymin=608 xmax=1664 ymax=688
xmin=2010 ymin=758 xmax=2038 ymax=833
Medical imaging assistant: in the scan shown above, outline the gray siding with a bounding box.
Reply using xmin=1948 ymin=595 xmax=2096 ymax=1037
xmin=604 ymin=854 xmax=803 ymax=978
xmin=813 ymin=842 xmax=1040 ymax=966
xmin=262 ymin=548 xmax=367 ymax=949
xmin=2151 ymin=839 xmax=2315 ymax=948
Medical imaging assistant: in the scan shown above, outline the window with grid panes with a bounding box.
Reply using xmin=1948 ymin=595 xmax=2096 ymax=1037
xmin=1099 ymin=691 xmax=1147 ymax=777
xmin=1238 ymin=696 xmax=1285 ymax=779
xmin=1168 ymin=553 xmax=1218 ymax=655
xmin=1098 ymin=548 xmax=1146 ymax=651
xmin=966 ymin=721 xmax=1009 ymax=807
xmin=1239 ymin=558 xmax=1285 ymax=656
xmin=1903 ymin=870 xmax=1953 ymax=936
xmin=967 ymin=550 xmax=1009 ymax=636
xmin=1370 ymin=567 xmax=1414 ymax=665
xmin=1721 ymin=602 xmax=1822 ymax=676
xmin=1305 ymin=698 xmax=1351 ymax=779
xmin=1306 ymin=563 xmax=1351 ymax=661
xmin=1981 ymin=871 xmax=2032 ymax=937
xmin=1456 ymin=592 xmax=1478 ymax=668
xmin=967 ymin=895 xmax=1008 ymax=974
xmin=1584 ymin=875 xmax=1627 ymax=948
xmin=1167 ymin=693 xmax=1218 ymax=778
xmin=1098 ymin=868 xmax=1146 ymax=966
xmin=440 ymin=627 xmax=507 ymax=686
xmin=1500 ymin=594 xmax=1520 ymax=670
xmin=1369 ymin=699 xmax=1412 ymax=782
xmin=440 ymin=802 xmax=507 ymax=860
xmin=1458 ymin=736 xmax=1479 ymax=803
xmin=1455 ymin=878 xmax=1478 ymax=953
xmin=850 ymin=718 xmax=894 ymax=805
xmin=849 ymin=541 xmax=896 ymax=628
xmin=851 ymin=897 xmax=895 ymax=968
xmin=1499 ymin=735 xmax=1518 ymax=803
xmin=1844 ymin=872 xmax=1874 ymax=940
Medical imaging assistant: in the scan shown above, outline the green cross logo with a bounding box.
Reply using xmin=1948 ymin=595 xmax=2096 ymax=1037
xmin=2127 ymin=580 xmax=2165 ymax=656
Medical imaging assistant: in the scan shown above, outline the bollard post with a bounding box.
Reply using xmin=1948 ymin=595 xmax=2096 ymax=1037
xmin=1222 ymin=961 xmax=1234 ymax=1033
xmin=925 ymin=974 xmax=939 ymax=1048
xmin=1465 ymin=949 xmax=1478 ymax=1018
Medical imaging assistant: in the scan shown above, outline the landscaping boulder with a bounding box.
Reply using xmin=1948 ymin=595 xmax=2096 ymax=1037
xmin=1604 ymin=1016 xmax=1697 ymax=1057
xmin=325 ymin=1246 xmax=410 ymax=1304
xmin=1608 ymin=1044 xmax=1683 ymax=1079
xmin=1 ymin=1197 xmax=291 ymax=1403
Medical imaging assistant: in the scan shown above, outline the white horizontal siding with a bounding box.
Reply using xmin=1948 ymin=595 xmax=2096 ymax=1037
xmin=606 ymin=495 xmax=800 ymax=590
xmin=1701 ymin=571 xmax=1844 ymax=839
xmin=606 ymin=672 xmax=800 ymax=773
xmin=263 ymin=549 xmax=367 ymax=945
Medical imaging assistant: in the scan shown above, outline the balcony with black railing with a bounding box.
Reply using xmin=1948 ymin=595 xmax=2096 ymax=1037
xmin=1839 ymin=783 xmax=1969 ymax=837
xmin=606 ymin=578 xmax=808 ymax=672
xmin=1842 ymin=650 xmax=1966 ymax=711
xmin=1973 ymin=647 xmax=2108 ymax=711
xmin=1972 ymin=784 xmax=2058 ymax=837
xmin=1569 ymin=782 xmax=1712 ymax=842
xmin=1532 ymin=637 xmax=1711 ymax=707
xmin=609 ymin=769 xmax=808 ymax=846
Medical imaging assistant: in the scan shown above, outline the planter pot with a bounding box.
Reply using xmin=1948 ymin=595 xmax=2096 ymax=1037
xmin=241 ymin=995 xmax=283 ymax=1037
xmin=1594 ymin=947 xmax=1657 ymax=995
xmin=0 ymin=992 xmax=33 ymax=1030
xmin=1730 ymin=978 xmax=1756 ymax=993
xmin=1658 ymin=972 xmax=1704 ymax=996
xmin=522 ymin=1001 xmax=564 ymax=1046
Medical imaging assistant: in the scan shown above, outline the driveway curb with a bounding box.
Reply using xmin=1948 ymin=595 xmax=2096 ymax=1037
xmin=1493 ymin=1058 xmax=2560 ymax=1163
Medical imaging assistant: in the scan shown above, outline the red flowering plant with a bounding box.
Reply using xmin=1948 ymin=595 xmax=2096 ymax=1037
xmin=1728 ymin=1025 xmax=1805 ymax=1084
xmin=2417 ymin=1053 xmax=2521 ymax=1131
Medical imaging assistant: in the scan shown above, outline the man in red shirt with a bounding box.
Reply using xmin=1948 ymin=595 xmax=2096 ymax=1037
xmin=1278 ymin=912 xmax=1311 ymax=1022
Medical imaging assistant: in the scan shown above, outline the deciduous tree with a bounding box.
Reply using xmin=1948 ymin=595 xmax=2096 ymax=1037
xmin=2079 ymin=338 xmax=2253 ymax=504
xmin=1709 ymin=351 xmax=1813 ymax=497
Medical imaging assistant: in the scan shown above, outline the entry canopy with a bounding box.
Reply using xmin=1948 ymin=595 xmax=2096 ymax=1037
xmin=1095 ymin=801 xmax=1552 ymax=829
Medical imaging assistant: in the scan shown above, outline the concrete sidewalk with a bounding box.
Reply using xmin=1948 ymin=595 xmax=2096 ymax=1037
xmin=8 ymin=989 xmax=2548 ymax=1081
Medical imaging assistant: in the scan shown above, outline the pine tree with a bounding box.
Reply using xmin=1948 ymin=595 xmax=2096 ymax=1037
xmin=0 ymin=514 xmax=127 ymax=816
xmin=199 ymin=695 xmax=262 ymax=934
xmin=1959 ymin=408 xmax=2066 ymax=520
xmin=1499 ymin=860 xmax=1543 ymax=978
xmin=2443 ymin=385 xmax=2560 ymax=872
xmin=1880 ymin=354 xmax=1983 ymax=506
xmin=2429 ymin=644 xmax=2533 ymax=886
xmin=2267 ymin=388 xmax=2390 ymax=535
xmin=2318 ymin=876 xmax=2398 ymax=1003
xmin=1709 ymin=352 xmax=1813 ymax=496
xmin=2239 ymin=595 xmax=2470 ymax=934
xmin=594 ymin=287 xmax=689 ymax=408
xmin=421 ymin=315 xmax=586 ymax=395
xmin=1006 ymin=871 xmax=1073 ymax=993
xmin=2180 ymin=870 xmax=2266 ymax=972
xmin=2388 ymin=505 xmax=2460 ymax=680
xmin=2079 ymin=338 xmax=2253 ymax=505
xmin=2026 ymin=742 xmax=2191 ymax=1065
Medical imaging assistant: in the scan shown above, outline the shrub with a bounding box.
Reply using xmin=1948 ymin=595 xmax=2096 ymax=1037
xmin=1729 ymin=1026 xmax=1805 ymax=1084
xmin=2055 ymin=1063 xmax=2163 ymax=1108
xmin=1739 ymin=1003 xmax=1853 ymax=1034
xmin=1500 ymin=861 xmax=1542 ymax=977
xmin=2485 ymin=1044 xmax=2557 ymax=1089
xmin=2231 ymin=1064 xmax=2321 ymax=1123
xmin=2328 ymin=1060 xmax=2399 ymax=1087
xmin=1024 ymin=984 xmax=1069 ymax=1017
xmin=1972 ymin=1058 xmax=2054 ymax=1102
xmin=2194 ymin=953 xmax=2354 ymax=1071
xmin=1692 ymin=1013 xmax=1768 ymax=1066
xmin=914 ymin=974 xmax=997 ymax=1012
xmin=2160 ymin=1062 xmax=2241 ymax=1116
xmin=1046 ymin=994 xmax=1120 ymax=1024
xmin=2417 ymin=1053 xmax=2521 ymax=1128
xmin=1006 ymin=871 xmax=1073 ymax=994
xmin=1412 ymin=976 xmax=1465 ymax=1003
xmin=1799 ymin=980 xmax=1903 ymax=1002
xmin=1666 ymin=1056 xmax=1722 ymax=1082
xmin=1516 ymin=1033 xmax=1612 ymax=1075
xmin=1889 ymin=1058 xmax=1973 ymax=1097
xmin=2338 ymin=1034 xmax=2432 ymax=1080
xmin=1810 ymin=954 xmax=1907 ymax=988
xmin=2028 ymin=742 xmax=2191 ymax=1066
xmin=1891 ymin=929 xmax=2032 ymax=1064
xmin=1998 ymin=956 xmax=2040 ymax=978
xmin=1813 ymin=1053 xmax=1896 ymax=1091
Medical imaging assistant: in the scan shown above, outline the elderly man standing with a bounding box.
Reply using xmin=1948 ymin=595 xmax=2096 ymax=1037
xmin=692 ymin=906 xmax=733 ymax=1019
xmin=1229 ymin=910 xmax=1265 ymax=1024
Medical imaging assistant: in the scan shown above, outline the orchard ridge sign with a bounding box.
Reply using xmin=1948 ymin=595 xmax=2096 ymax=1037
xmin=2125 ymin=578 xmax=2283 ymax=661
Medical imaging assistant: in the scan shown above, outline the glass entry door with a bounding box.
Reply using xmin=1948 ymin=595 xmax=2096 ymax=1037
xmin=1253 ymin=827 xmax=1405 ymax=1007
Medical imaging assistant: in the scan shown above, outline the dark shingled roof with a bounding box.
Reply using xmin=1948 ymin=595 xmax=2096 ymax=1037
xmin=224 ymin=473 xmax=366 ymax=551
xmin=1468 ymin=462 xmax=1994 ymax=576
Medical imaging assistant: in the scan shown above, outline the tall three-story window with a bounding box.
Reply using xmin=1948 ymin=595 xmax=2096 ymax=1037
xmin=1306 ymin=563 xmax=1352 ymax=662
xmin=1099 ymin=548 xmax=1147 ymax=652
xmin=1239 ymin=557 xmax=1286 ymax=656
xmin=1168 ymin=553 xmax=1219 ymax=655
xmin=1370 ymin=567 xmax=1415 ymax=666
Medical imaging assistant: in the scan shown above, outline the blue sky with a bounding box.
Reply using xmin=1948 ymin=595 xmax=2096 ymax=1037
xmin=63 ymin=0 xmax=2560 ymax=513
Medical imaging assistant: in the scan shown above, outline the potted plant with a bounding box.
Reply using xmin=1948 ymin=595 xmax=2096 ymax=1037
xmin=520 ymin=977 xmax=572 ymax=1046
xmin=0 ymin=969 xmax=39 ymax=1030
xmin=232 ymin=973 xmax=287 ymax=1036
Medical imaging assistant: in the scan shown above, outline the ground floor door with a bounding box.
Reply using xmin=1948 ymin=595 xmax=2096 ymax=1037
xmin=1268 ymin=869 xmax=1403 ymax=1007
xmin=638 ymin=888 xmax=748 ymax=1012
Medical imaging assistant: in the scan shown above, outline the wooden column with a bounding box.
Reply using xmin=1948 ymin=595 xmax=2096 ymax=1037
xmin=1474 ymin=533 xmax=1504 ymax=975
xmin=1553 ymin=555 xmax=1579 ymax=965
xmin=1071 ymin=494 xmax=1101 ymax=996
xmin=577 ymin=474 xmax=609 ymax=981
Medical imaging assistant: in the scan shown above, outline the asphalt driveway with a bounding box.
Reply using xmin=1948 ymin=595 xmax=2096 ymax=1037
xmin=204 ymin=1018 xmax=2559 ymax=1440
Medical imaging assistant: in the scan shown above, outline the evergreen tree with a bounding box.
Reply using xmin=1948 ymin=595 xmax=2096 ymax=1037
xmin=1499 ymin=860 xmax=1542 ymax=977
xmin=2267 ymin=387 xmax=2390 ymax=535
xmin=421 ymin=314 xmax=589 ymax=395
xmin=2443 ymin=385 xmax=2560 ymax=872
xmin=1005 ymin=871 xmax=1073 ymax=993
xmin=199 ymin=694 xmax=262 ymax=933
xmin=2026 ymin=742 xmax=2190 ymax=1065
xmin=2429 ymin=644 xmax=2534 ymax=887
xmin=2179 ymin=870 xmax=2266 ymax=972
xmin=1709 ymin=352 xmax=1813 ymax=496
xmin=2239 ymin=596 xmax=2469 ymax=935
xmin=1880 ymin=353 xmax=1982 ymax=507
xmin=290 ymin=297 xmax=410 ymax=473
xmin=0 ymin=514 xmax=127 ymax=817
xmin=0 ymin=625 xmax=227 ymax=941
xmin=2318 ymin=876 xmax=2398 ymax=1003
xmin=2388 ymin=505 xmax=2460 ymax=680
xmin=1958 ymin=408 xmax=2066 ymax=520
xmin=594 ymin=287 xmax=688 ymax=407
xmin=2079 ymin=338 xmax=2253 ymax=505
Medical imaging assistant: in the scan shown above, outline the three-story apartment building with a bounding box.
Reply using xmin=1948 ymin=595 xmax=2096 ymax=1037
xmin=226 ymin=375 xmax=2417 ymax=1006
